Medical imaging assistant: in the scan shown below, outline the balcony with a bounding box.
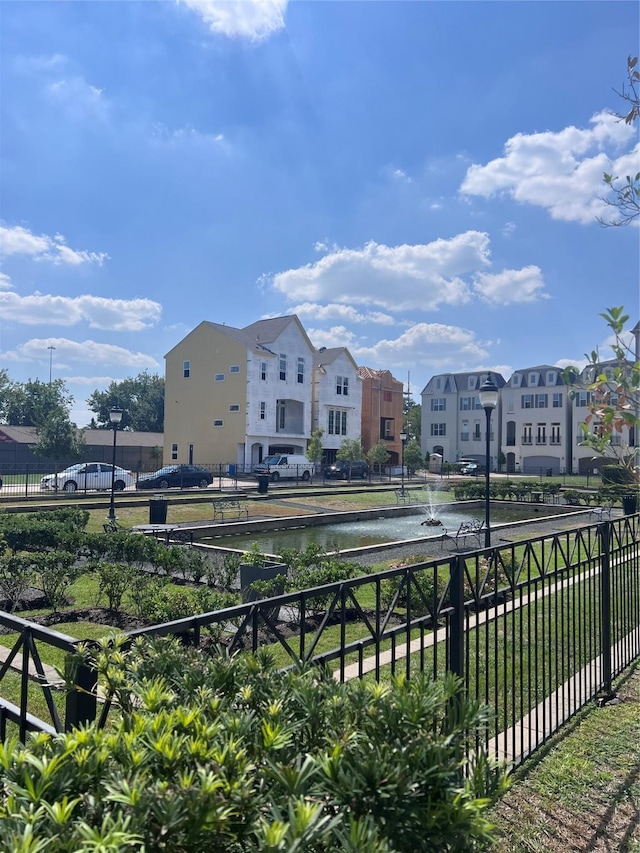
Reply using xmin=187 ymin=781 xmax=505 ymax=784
xmin=549 ymin=437 xmax=561 ymax=445
xmin=521 ymin=437 xmax=532 ymax=445
xmin=535 ymin=438 xmax=547 ymax=445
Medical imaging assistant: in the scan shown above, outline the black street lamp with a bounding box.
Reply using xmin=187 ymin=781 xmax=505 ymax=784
xmin=479 ymin=376 xmax=499 ymax=548
xmin=108 ymin=407 xmax=123 ymax=522
xmin=399 ymin=429 xmax=407 ymax=496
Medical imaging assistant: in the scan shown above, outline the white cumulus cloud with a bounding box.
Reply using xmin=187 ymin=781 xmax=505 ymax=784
xmin=4 ymin=338 xmax=160 ymax=370
xmin=0 ymin=292 xmax=161 ymax=331
xmin=0 ymin=225 xmax=109 ymax=265
xmin=179 ymin=0 xmax=288 ymax=41
xmin=291 ymin=303 xmax=395 ymax=325
xmin=473 ymin=266 xmax=549 ymax=304
xmin=460 ymin=111 xmax=639 ymax=224
xmin=268 ymin=232 xmax=494 ymax=312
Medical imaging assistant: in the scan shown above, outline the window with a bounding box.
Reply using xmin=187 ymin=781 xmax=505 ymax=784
xmin=460 ymin=397 xmax=472 ymax=411
xmin=297 ymin=357 xmax=305 ymax=384
xmin=536 ymin=423 xmax=546 ymax=444
xmin=171 ymin=443 xmax=178 ymax=460
xmin=383 ymin=389 xmax=392 ymax=402
xmin=279 ymin=354 xmax=287 ymax=381
xmin=521 ymin=394 xmax=534 ymax=409
xmin=336 ymin=375 xmax=349 ymax=395
xmin=547 ymin=371 xmax=556 ymax=384
xmin=260 ymin=402 xmax=266 ymax=420
xmin=230 ymin=365 xmax=240 ymax=373
xmin=213 ymin=419 xmax=223 ymax=427
xmin=215 ymin=374 xmax=225 ymax=382
xmin=550 ymin=423 xmax=561 ymax=444
xmin=522 ymin=424 xmax=532 ymax=444
xmin=435 ymin=377 xmax=442 ymax=390
xmin=474 ymin=397 xmax=483 ymax=410
xmin=382 ymin=418 xmax=393 ymax=439
xmin=535 ymin=393 xmax=548 ymax=408
xmin=431 ymin=397 xmax=446 ymax=411
xmin=431 ymin=423 xmax=446 ymax=436
xmin=529 ymin=372 xmax=538 ymax=386
xmin=260 ymin=361 xmax=267 ymax=381
xmin=512 ymin=374 xmax=520 ymax=387
xmin=229 ymin=404 xmax=240 ymax=412
xmin=468 ymin=376 xmax=477 ymax=390
xmin=507 ymin=395 xmax=514 ymax=414
xmin=552 ymin=393 xmax=563 ymax=408
xmin=183 ymin=361 xmax=190 ymax=378
xmin=277 ymin=400 xmax=286 ymax=429
xmin=328 ymin=409 xmax=347 ymax=435
xmin=473 ymin=421 xmax=481 ymax=440
xmin=575 ymin=391 xmax=591 ymax=407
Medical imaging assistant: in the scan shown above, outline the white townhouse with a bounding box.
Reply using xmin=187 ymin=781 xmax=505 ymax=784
xmin=312 ymin=347 xmax=363 ymax=464
xmin=164 ymin=315 xmax=316 ymax=470
xmin=501 ymin=365 xmax=571 ymax=475
xmin=420 ymin=371 xmax=506 ymax=469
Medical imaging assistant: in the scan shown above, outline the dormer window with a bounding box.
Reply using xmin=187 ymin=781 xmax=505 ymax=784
xmin=546 ymin=371 xmax=556 ymax=385
xmin=468 ymin=376 xmax=477 ymax=390
xmin=512 ymin=374 xmax=520 ymax=387
xmin=529 ymin=372 xmax=538 ymax=386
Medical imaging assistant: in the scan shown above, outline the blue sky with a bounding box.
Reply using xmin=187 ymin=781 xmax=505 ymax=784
xmin=1 ymin=0 xmax=638 ymax=427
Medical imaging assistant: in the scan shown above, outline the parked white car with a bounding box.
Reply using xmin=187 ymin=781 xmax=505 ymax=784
xmin=40 ymin=462 xmax=135 ymax=492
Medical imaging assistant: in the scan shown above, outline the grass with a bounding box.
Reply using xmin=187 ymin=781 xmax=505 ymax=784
xmin=488 ymin=661 xmax=640 ymax=852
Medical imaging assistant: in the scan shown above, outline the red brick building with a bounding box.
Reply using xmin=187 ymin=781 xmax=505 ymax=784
xmin=357 ymin=367 xmax=404 ymax=464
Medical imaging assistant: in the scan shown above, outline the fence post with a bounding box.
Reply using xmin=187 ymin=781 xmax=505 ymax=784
xmin=449 ymin=555 xmax=465 ymax=680
xmin=64 ymin=656 xmax=98 ymax=731
xmin=598 ymin=521 xmax=613 ymax=701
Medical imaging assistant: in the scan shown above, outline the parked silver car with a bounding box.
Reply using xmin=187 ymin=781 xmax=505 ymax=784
xmin=40 ymin=462 xmax=135 ymax=492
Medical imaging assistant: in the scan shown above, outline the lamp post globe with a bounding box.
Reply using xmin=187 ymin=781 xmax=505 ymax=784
xmin=108 ymin=407 xmax=123 ymax=523
xmin=478 ymin=377 xmax=499 ymax=549
xmin=399 ymin=429 xmax=407 ymax=496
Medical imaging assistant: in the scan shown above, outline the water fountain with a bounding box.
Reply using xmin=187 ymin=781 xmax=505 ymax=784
xmin=419 ymin=486 xmax=443 ymax=526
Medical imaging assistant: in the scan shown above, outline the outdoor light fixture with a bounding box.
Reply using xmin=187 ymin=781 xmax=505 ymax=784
xmin=399 ymin=429 xmax=408 ymax=497
xmin=479 ymin=376 xmax=499 ymax=548
xmin=108 ymin=407 xmax=123 ymax=522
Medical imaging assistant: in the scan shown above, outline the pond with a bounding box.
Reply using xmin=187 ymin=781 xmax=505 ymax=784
xmin=199 ymin=502 xmax=563 ymax=555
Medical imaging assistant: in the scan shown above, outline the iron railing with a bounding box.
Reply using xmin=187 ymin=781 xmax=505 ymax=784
xmin=0 ymin=515 xmax=638 ymax=769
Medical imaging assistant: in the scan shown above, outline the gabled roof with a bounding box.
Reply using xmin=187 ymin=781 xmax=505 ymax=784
xmin=313 ymin=346 xmax=360 ymax=372
xmin=505 ymin=365 xmax=566 ymax=388
xmin=166 ymin=315 xmax=315 ymax=360
xmin=357 ymin=366 xmax=402 ymax=385
xmin=421 ymin=371 xmax=506 ymax=395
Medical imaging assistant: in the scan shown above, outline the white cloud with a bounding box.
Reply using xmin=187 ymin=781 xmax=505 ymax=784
xmin=3 ymin=338 xmax=159 ymax=370
xmin=0 ymin=292 xmax=162 ymax=331
xmin=46 ymin=76 xmax=107 ymax=119
xmin=268 ymin=232 xmax=493 ymax=311
xmin=473 ymin=266 xmax=549 ymax=305
xmin=0 ymin=272 xmax=13 ymax=290
xmin=460 ymin=111 xmax=639 ymax=224
xmin=307 ymin=325 xmax=360 ymax=351
xmin=179 ymin=0 xmax=288 ymax=41
xmin=151 ymin=123 xmax=226 ymax=148
xmin=342 ymin=322 xmax=490 ymax=370
xmin=291 ymin=302 xmax=395 ymax=325
xmin=0 ymin=225 xmax=109 ymax=265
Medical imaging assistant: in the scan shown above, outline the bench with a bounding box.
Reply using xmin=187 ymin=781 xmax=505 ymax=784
xmin=103 ymin=520 xmax=122 ymax=533
xmin=589 ymin=503 xmax=612 ymax=522
xmin=395 ymin=489 xmax=412 ymax=504
xmin=212 ymin=496 xmax=249 ymax=521
xmin=442 ymin=518 xmax=485 ymax=549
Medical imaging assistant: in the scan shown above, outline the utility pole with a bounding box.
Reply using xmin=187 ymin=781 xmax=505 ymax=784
xmin=47 ymin=345 xmax=56 ymax=384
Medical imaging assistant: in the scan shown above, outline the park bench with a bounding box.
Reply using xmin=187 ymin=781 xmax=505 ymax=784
xmin=212 ymin=496 xmax=249 ymax=521
xmin=589 ymin=503 xmax=612 ymax=522
xmin=103 ymin=519 xmax=122 ymax=534
xmin=441 ymin=518 xmax=485 ymax=549
xmin=395 ymin=489 xmax=412 ymax=504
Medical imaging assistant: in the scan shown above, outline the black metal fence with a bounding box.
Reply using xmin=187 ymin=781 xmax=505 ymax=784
xmin=1 ymin=515 xmax=638 ymax=768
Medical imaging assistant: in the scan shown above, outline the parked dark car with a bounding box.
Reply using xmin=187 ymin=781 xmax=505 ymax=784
xmin=136 ymin=464 xmax=213 ymax=490
xmin=325 ymin=460 xmax=370 ymax=480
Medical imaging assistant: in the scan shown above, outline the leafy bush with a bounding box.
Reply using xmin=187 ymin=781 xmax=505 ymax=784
xmin=33 ymin=551 xmax=81 ymax=610
xmin=89 ymin=561 xmax=133 ymax=613
xmin=0 ymin=639 xmax=508 ymax=852
xmin=602 ymin=464 xmax=635 ymax=485
xmin=0 ymin=554 xmax=35 ymax=611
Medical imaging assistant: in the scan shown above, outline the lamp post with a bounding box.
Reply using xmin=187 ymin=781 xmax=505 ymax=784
xmin=479 ymin=376 xmax=499 ymax=549
xmin=399 ymin=429 xmax=407 ymax=496
xmin=47 ymin=345 xmax=55 ymax=384
xmin=108 ymin=407 xmax=123 ymax=522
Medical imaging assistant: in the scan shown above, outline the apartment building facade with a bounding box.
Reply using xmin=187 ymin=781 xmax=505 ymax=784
xmin=420 ymin=371 xmax=506 ymax=470
xmin=312 ymin=347 xmax=363 ymax=463
xmin=358 ymin=367 xmax=405 ymax=465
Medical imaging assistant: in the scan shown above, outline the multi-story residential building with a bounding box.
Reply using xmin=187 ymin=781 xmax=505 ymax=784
xmin=420 ymin=371 xmax=506 ymax=470
xmin=164 ymin=315 xmax=316 ymax=469
xmin=501 ymin=365 xmax=571 ymax=475
xmin=312 ymin=348 xmax=363 ymax=464
xmin=571 ymin=359 xmax=637 ymax=475
xmin=358 ymin=367 xmax=405 ymax=464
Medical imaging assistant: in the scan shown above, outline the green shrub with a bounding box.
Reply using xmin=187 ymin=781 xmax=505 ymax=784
xmin=33 ymin=551 xmax=81 ymax=611
xmin=602 ymin=464 xmax=635 ymax=485
xmin=0 ymin=554 xmax=35 ymax=611
xmin=0 ymin=639 xmax=508 ymax=852
xmin=89 ymin=561 xmax=133 ymax=613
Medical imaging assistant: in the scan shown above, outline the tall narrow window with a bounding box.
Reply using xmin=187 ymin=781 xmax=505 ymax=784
xmin=260 ymin=402 xmax=266 ymax=420
xmin=522 ymin=424 xmax=532 ymax=444
xmin=279 ymin=354 xmax=287 ymax=381
xmin=297 ymin=357 xmax=304 ymax=384
xmin=183 ymin=361 xmax=190 ymax=378
xmin=551 ymin=423 xmax=561 ymax=444
xmin=536 ymin=423 xmax=546 ymax=444
xmin=277 ymin=400 xmax=286 ymax=429
xmin=171 ymin=443 xmax=178 ymax=460
xmin=553 ymin=393 xmax=563 ymax=408
xmin=260 ymin=361 xmax=267 ymax=381
xmin=328 ymin=410 xmax=335 ymax=435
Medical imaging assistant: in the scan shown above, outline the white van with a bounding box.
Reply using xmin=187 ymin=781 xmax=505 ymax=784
xmin=253 ymin=454 xmax=314 ymax=482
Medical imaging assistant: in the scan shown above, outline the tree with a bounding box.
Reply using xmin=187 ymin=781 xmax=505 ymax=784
xmin=30 ymin=410 xmax=84 ymax=462
xmin=336 ymin=438 xmax=365 ymax=461
xmin=562 ymin=306 xmax=639 ymax=475
xmin=0 ymin=377 xmax=74 ymax=427
xmin=367 ymin=440 xmax=390 ymax=474
xmin=306 ymin=427 xmax=324 ymax=466
xmin=403 ymin=439 xmax=424 ymax=474
xmin=86 ymin=372 xmax=165 ymax=432
xmin=599 ymin=56 xmax=640 ymax=227
xmin=404 ymin=398 xmax=421 ymax=442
